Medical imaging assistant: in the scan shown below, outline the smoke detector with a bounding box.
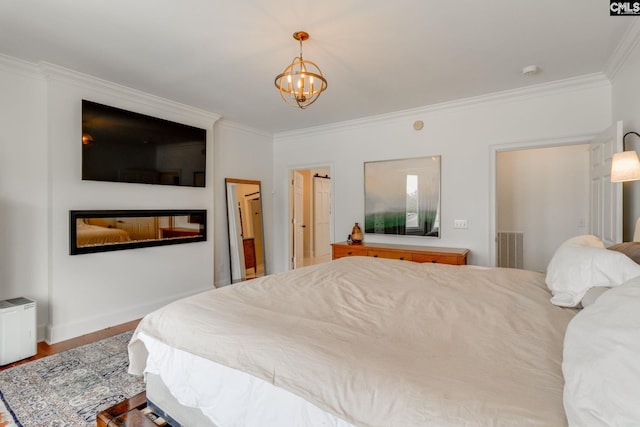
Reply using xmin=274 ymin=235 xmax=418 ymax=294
xmin=522 ymin=65 xmax=540 ymax=76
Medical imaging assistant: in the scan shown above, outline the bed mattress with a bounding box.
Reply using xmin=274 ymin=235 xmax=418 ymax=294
xmin=129 ymin=256 xmax=577 ymax=426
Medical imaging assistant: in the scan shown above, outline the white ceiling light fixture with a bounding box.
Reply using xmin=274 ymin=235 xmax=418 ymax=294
xmin=611 ymin=131 xmax=640 ymax=182
xmin=274 ymin=31 xmax=328 ymax=109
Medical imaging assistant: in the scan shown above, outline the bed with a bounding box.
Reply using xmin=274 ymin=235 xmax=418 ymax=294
xmin=76 ymin=219 xmax=131 ymax=246
xmin=128 ymin=235 xmax=640 ymax=426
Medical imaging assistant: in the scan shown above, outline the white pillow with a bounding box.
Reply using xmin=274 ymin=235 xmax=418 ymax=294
xmin=557 ymin=234 xmax=605 ymax=249
xmin=563 ymin=277 xmax=640 ymax=426
xmin=579 ymin=286 xmax=610 ymax=308
xmin=545 ymin=235 xmax=640 ymax=307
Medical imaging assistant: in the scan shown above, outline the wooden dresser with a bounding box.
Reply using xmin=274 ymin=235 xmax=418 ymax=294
xmin=243 ymin=237 xmax=256 ymax=272
xmin=331 ymin=242 xmax=469 ymax=265
xmin=160 ymin=227 xmax=200 ymax=238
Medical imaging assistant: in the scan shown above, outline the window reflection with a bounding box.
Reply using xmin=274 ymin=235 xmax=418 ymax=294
xmin=406 ymin=174 xmax=419 ymax=229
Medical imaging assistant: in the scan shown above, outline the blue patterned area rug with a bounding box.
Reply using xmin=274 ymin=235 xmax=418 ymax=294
xmin=0 ymin=330 xmax=144 ymax=426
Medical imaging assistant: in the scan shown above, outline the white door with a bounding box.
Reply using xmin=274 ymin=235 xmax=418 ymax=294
xmin=313 ymin=176 xmax=331 ymax=257
xmin=590 ymin=121 xmax=623 ymax=246
xmin=293 ymin=171 xmax=304 ymax=269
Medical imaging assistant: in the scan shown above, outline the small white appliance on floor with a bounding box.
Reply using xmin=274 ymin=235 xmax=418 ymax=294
xmin=0 ymin=297 xmax=36 ymax=365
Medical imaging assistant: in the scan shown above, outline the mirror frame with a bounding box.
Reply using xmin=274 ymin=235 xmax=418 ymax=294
xmin=364 ymin=155 xmax=441 ymax=238
xmin=225 ymin=178 xmax=266 ymax=283
xmin=70 ymin=209 xmax=206 ymax=255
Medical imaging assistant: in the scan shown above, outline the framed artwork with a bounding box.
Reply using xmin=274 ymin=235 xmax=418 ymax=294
xmin=364 ymin=156 xmax=441 ymax=237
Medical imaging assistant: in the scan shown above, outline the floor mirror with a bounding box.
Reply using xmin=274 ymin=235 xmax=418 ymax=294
xmin=225 ymin=178 xmax=266 ymax=283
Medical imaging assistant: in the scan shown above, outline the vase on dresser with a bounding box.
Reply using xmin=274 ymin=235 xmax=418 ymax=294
xmin=351 ymin=222 xmax=363 ymax=243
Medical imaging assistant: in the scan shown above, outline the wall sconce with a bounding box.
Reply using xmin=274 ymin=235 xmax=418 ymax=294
xmin=611 ymin=131 xmax=640 ymax=182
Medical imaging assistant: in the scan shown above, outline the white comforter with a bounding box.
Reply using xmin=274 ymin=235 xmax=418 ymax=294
xmin=129 ymin=256 xmax=576 ymax=426
xmin=563 ymin=276 xmax=640 ymax=425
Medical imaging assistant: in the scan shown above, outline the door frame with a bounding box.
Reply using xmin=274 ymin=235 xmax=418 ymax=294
xmin=286 ymin=162 xmax=335 ymax=271
xmin=489 ymin=133 xmax=598 ymax=267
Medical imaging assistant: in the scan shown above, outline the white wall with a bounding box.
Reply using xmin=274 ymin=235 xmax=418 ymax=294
xmin=0 ymin=54 xmax=273 ymax=342
xmin=497 ymin=145 xmax=590 ymax=272
xmin=0 ymin=54 xmax=229 ymax=343
xmin=0 ymin=56 xmax=49 ymax=335
xmin=611 ymin=24 xmax=640 ymax=241
xmin=214 ymin=121 xmax=273 ymax=286
xmin=43 ymin=64 xmax=221 ymax=343
xmin=272 ymin=77 xmax=612 ymax=270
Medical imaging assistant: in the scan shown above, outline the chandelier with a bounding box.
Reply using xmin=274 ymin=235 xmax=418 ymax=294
xmin=274 ymin=31 xmax=328 ymax=109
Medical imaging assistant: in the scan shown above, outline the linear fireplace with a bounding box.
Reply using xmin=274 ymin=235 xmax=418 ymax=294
xmin=70 ymin=209 xmax=206 ymax=255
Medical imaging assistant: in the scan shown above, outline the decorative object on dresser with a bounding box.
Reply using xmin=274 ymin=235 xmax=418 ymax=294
xmin=331 ymin=241 xmax=468 ymax=265
xmin=364 ymin=156 xmax=441 ymax=238
xmin=70 ymin=209 xmax=206 ymax=255
xmin=350 ymin=222 xmax=363 ymax=243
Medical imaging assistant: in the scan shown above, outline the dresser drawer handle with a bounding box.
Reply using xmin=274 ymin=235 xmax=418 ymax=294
xmin=399 ymin=257 xmax=404 ymax=260
xmin=373 ymin=254 xmax=379 ymax=257
xmin=431 ymin=260 xmax=437 ymax=263
xmin=347 ymin=251 xmax=352 ymax=255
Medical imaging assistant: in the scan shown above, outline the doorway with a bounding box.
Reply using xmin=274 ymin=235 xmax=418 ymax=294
xmin=289 ymin=166 xmax=333 ymax=270
xmin=496 ymin=144 xmax=590 ymax=271
xmin=492 ymin=125 xmax=622 ymax=270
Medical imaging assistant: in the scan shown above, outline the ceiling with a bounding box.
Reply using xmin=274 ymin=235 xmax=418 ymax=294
xmin=0 ymin=1 xmax=633 ymax=134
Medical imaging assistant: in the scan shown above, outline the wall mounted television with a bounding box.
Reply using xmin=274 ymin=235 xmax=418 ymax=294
xmin=82 ymin=99 xmax=207 ymax=187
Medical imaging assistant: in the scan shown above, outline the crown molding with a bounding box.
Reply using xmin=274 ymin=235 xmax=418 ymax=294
xmin=274 ymin=73 xmax=610 ymax=142
xmin=0 ymin=53 xmax=42 ymax=80
xmin=216 ymin=119 xmax=272 ymax=139
xmin=604 ymin=20 xmax=640 ymax=82
xmin=38 ymin=62 xmax=221 ymax=125
xmin=0 ymin=54 xmax=222 ymax=126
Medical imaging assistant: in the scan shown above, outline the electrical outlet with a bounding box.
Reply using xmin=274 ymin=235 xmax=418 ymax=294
xmin=454 ymin=219 xmax=468 ymax=229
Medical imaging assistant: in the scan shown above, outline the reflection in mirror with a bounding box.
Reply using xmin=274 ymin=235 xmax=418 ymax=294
xmin=225 ymin=178 xmax=266 ymax=283
xmin=70 ymin=209 xmax=206 ymax=255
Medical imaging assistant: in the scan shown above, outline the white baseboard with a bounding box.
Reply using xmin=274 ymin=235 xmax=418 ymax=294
xmin=45 ymin=286 xmax=213 ymax=344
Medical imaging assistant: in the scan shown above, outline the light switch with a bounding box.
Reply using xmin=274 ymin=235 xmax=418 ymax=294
xmin=454 ymin=219 xmax=468 ymax=229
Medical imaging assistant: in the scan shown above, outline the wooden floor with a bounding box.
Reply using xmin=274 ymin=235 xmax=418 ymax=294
xmin=0 ymin=319 xmax=140 ymax=372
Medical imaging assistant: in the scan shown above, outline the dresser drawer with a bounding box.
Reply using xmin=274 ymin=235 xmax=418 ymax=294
xmin=367 ymin=249 xmax=413 ymax=261
xmin=411 ymin=253 xmax=462 ymax=265
xmin=332 ymin=242 xmax=469 ymax=265
xmin=333 ymin=245 xmax=367 ymax=259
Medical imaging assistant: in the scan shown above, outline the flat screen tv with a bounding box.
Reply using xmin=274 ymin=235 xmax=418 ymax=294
xmin=82 ymin=99 xmax=207 ymax=187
